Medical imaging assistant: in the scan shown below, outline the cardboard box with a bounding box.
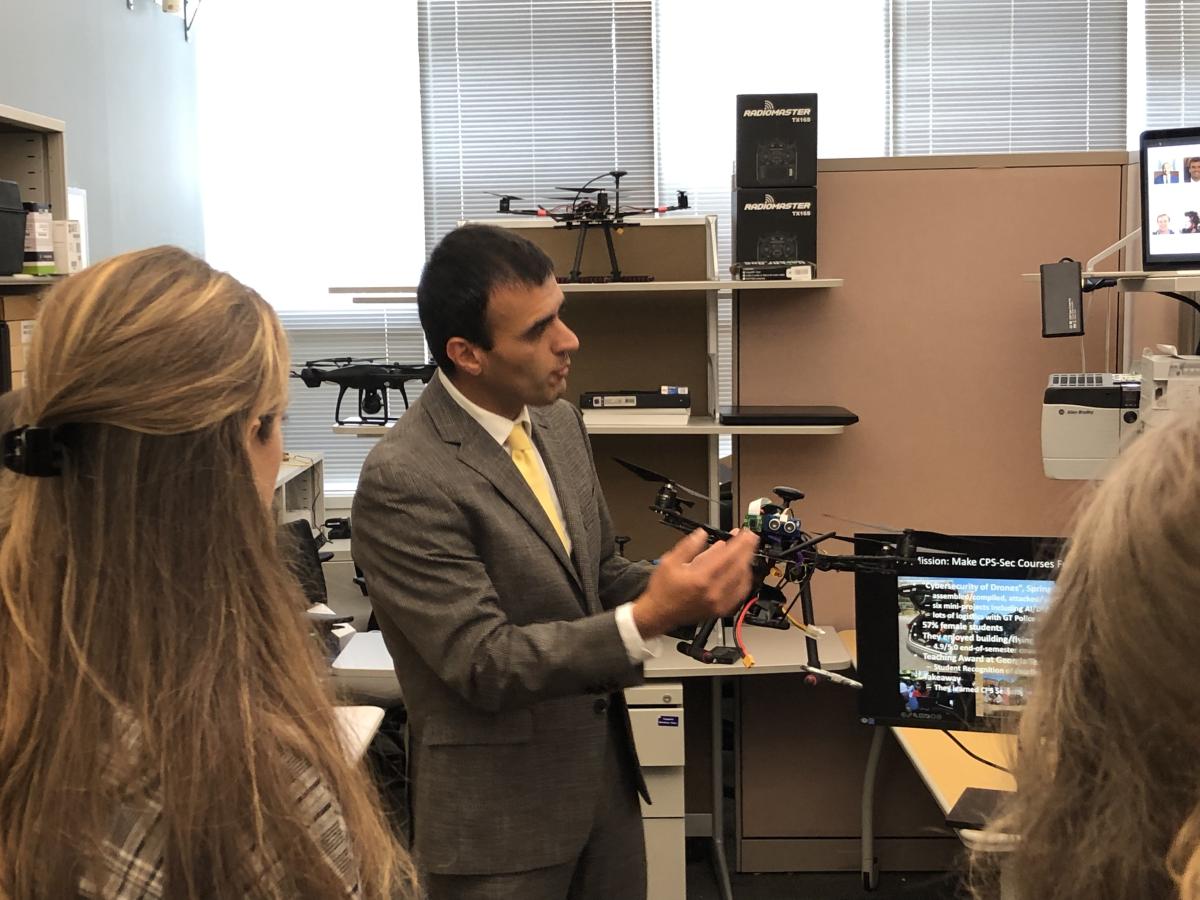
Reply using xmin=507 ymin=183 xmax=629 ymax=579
xmin=732 ymin=188 xmax=817 ymax=267
xmin=6 ymin=319 xmax=34 ymax=371
xmin=1 ymin=296 xmax=39 ymax=321
xmin=52 ymin=220 xmax=82 ymax=275
xmin=736 ymin=93 xmax=817 ymax=188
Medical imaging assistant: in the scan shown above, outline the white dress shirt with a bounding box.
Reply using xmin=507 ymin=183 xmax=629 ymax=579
xmin=438 ymin=369 xmax=654 ymax=663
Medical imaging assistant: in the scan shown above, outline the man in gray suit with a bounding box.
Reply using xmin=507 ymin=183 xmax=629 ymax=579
xmin=352 ymin=224 xmax=757 ymax=899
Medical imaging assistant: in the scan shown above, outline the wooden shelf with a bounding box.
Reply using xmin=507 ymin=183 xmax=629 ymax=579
xmin=333 ymin=278 xmax=843 ymax=303
xmin=0 ymin=275 xmax=63 ymax=293
xmin=333 ymin=416 xmax=848 ymax=437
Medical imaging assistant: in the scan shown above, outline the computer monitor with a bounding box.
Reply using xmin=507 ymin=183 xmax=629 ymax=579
xmin=1140 ymin=127 xmax=1200 ymax=270
xmin=854 ymin=534 xmax=1065 ymax=730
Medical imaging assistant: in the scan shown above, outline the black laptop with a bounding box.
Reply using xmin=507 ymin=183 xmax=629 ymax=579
xmin=719 ymin=405 xmax=859 ymax=426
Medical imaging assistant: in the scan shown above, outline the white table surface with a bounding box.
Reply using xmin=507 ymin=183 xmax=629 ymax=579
xmin=645 ymin=623 xmax=848 ymax=679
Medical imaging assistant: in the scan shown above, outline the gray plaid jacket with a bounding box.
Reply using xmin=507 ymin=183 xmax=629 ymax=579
xmin=352 ymin=376 xmax=652 ymax=877
xmin=80 ymin=752 xmax=360 ymax=897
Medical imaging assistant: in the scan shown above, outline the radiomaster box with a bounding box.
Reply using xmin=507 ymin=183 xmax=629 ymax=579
xmin=736 ymin=93 xmax=817 ymax=188
xmin=732 ymin=188 xmax=817 ymax=270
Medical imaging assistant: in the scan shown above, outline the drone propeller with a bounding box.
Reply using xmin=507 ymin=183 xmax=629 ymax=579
xmin=484 ymin=191 xmax=525 ymax=200
xmin=299 ymin=357 xmax=376 ymax=367
xmin=819 ymin=512 xmax=988 ymax=543
xmin=818 ymin=513 xmax=992 ymax=556
xmin=554 ymin=186 xmax=600 ymax=194
xmin=612 ymin=457 xmax=717 ymax=504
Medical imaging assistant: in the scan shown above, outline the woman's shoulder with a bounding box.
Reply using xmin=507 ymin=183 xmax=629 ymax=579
xmin=81 ymin=752 xmax=361 ymax=898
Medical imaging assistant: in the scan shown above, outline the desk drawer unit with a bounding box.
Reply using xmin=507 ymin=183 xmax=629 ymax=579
xmin=626 ymin=683 xmax=685 ymax=900
xmin=627 ymin=707 xmax=685 ymax=766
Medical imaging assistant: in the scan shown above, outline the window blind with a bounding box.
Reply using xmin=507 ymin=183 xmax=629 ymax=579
xmin=280 ymin=307 xmax=428 ymax=496
xmin=887 ymin=0 xmax=1127 ymax=154
xmin=418 ymin=0 xmax=657 ymax=253
xmin=1145 ymin=0 xmax=1200 ymax=128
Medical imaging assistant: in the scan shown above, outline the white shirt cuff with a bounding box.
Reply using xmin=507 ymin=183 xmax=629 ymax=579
xmin=615 ymin=602 xmax=659 ymax=664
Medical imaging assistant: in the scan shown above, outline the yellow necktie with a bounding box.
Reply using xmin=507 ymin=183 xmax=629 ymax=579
xmin=506 ymin=422 xmax=569 ymax=550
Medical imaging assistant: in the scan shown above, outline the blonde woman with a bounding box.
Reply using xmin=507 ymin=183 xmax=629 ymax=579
xmin=969 ymin=413 xmax=1200 ymax=899
xmin=0 ymin=247 xmax=416 ymax=899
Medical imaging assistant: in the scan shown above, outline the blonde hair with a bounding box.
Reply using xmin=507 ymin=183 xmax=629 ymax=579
xmin=969 ymin=413 xmax=1200 ymax=899
xmin=0 ymin=247 xmax=415 ymax=898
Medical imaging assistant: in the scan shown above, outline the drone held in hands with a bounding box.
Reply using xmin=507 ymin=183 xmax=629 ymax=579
xmin=293 ymin=358 xmax=437 ymax=426
xmin=614 ymin=458 xmax=961 ymax=686
xmin=488 ymin=168 xmax=689 ymax=284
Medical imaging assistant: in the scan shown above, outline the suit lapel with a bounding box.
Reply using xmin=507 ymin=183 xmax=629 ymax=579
xmin=425 ymin=380 xmax=583 ymax=593
xmin=531 ymin=410 xmax=600 ymax=614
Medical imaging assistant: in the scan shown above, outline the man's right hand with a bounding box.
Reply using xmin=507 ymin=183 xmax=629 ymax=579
xmin=630 ymin=528 xmax=759 ymax=640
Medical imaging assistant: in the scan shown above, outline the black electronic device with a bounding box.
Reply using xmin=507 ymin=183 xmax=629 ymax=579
xmin=489 ymin=169 xmax=689 ymax=283
xmin=719 ymin=405 xmax=858 ymax=427
xmin=0 ymin=180 xmax=26 ymax=276
xmin=581 ymin=390 xmax=691 ymax=410
xmin=732 ymin=188 xmax=817 ymax=269
xmin=1140 ymin=126 xmax=1200 ymax=271
xmin=736 ymin=94 xmax=817 ymax=188
xmin=854 ymin=533 xmax=1065 ymax=731
xmin=293 ymin=358 xmax=436 ymax=426
xmin=324 ymin=516 xmax=353 ymax=540
xmin=1040 ymin=260 xmax=1085 ymax=337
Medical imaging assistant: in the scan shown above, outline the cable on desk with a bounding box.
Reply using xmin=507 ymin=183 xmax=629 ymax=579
xmin=735 ymin=598 xmax=754 ymax=668
xmin=942 ymin=730 xmax=1012 ymax=775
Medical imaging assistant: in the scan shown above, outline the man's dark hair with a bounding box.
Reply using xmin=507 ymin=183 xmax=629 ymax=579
xmin=418 ymin=224 xmax=557 ymax=374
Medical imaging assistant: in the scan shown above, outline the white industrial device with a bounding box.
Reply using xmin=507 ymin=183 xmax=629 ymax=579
xmin=1042 ymin=346 xmax=1200 ymax=479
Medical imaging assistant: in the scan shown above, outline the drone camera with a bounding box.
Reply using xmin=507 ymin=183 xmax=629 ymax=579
xmin=361 ymin=389 xmax=384 ymax=415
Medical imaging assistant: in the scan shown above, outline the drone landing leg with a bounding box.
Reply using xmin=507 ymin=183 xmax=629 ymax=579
xmin=799 ymin=580 xmax=821 ymax=668
xmin=603 ymin=221 xmax=622 ymax=281
xmin=569 ymin=223 xmax=588 ymax=283
xmin=334 ymin=385 xmax=350 ymax=426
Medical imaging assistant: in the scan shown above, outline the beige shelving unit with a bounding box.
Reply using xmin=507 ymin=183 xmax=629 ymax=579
xmin=0 ymin=105 xmax=68 ymax=215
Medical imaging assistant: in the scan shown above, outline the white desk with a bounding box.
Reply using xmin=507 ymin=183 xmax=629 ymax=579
xmin=841 ymin=630 xmax=1016 ymax=889
xmin=329 ymin=623 xmax=846 ymax=900
xmin=644 ymin=625 xmax=850 ymax=900
xmin=331 ymin=631 xmax=404 ymax=704
xmin=334 ymin=705 xmax=385 ymax=761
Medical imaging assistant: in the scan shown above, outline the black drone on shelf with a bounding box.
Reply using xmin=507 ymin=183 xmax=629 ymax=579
xmin=293 ymin=358 xmax=437 ymax=426
xmin=615 ymin=458 xmax=959 ymax=684
xmin=488 ymin=168 xmax=689 ymax=283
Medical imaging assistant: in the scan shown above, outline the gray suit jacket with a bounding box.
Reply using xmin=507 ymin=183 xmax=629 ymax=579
xmin=351 ymin=376 xmax=653 ymax=876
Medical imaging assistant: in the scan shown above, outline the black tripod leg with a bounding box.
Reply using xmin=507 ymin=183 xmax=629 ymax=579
xmin=603 ymin=222 xmax=621 ymax=281
xmin=799 ymin=581 xmax=821 ymax=667
xmin=570 ymin=224 xmax=587 ymax=283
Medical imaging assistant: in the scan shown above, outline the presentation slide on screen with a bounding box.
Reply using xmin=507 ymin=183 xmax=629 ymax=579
xmin=897 ymin=575 xmax=1054 ymax=720
xmin=1146 ymin=143 xmax=1200 ymax=258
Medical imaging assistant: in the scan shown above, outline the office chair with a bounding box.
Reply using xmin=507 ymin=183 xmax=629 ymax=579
xmin=279 ymin=520 xmax=353 ymax=661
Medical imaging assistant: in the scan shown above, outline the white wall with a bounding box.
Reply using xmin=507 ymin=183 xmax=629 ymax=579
xmin=0 ymin=0 xmax=203 ymax=261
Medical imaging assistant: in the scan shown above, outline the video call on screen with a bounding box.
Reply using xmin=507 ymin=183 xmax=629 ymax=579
xmin=1146 ymin=142 xmax=1200 ymax=255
